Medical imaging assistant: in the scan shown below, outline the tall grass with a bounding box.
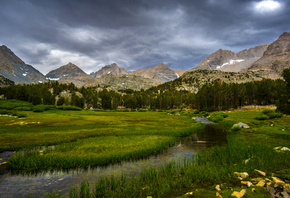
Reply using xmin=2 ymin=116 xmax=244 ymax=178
xmin=65 ymin=134 xmax=290 ymax=198
xmin=7 ymin=135 xmax=177 ymax=171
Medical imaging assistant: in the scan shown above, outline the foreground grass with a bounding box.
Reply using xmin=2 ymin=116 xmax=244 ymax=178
xmin=65 ymin=109 xmax=290 ymax=198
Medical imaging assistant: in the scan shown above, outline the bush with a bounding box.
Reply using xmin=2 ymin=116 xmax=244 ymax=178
xmin=130 ymin=109 xmax=136 ymax=112
xmin=262 ymin=109 xmax=274 ymax=115
xmin=254 ymin=114 xmax=269 ymax=120
xmin=14 ymin=107 xmax=32 ymax=111
xmin=231 ymin=125 xmax=242 ymax=132
xmin=123 ymin=109 xmax=130 ymax=112
xmin=0 ymin=109 xmax=10 ymax=114
xmin=17 ymin=113 xmax=27 ymax=118
xmin=200 ymin=111 xmax=209 ymax=117
xmin=33 ymin=107 xmax=44 ymax=112
xmin=138 ymin=109 xmax=147 ymax=112
xmin=56 ymin=106 xmax=82 ymax=111
xmin=268 ymin=112 xmax=283 ymax=119
xmin=208 ymin=112 xmax=229 ymax=123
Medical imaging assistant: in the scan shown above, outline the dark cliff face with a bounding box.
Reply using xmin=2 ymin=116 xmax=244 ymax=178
xmin=247 ymin=32 xmax=290 ymax=76
xmin=0 ymin=45 xmax=46 ymax=84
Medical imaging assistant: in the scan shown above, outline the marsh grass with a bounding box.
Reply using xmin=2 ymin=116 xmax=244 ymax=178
xmin=64 ymin=110 xmax=290 ymax=198
xmin=3 ymin=110 xmax=199 ymax=171
xmin=8 ymin=135 xmax=176 ymax=171
xmin=66 ymin=135 xmax=290 ymax=198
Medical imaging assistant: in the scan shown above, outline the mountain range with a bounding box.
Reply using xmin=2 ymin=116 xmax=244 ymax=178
xmin=0 ymin=32 xmax=289 ymax=90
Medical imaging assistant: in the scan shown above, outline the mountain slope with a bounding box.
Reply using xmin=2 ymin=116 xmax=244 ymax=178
xmin=154 ymin=70 xmax=263 ymax=93
xmin=219 ymin=44 xmax=270 ymax=72
xmin=90 ymin=63 xmax=131 ymax=78
xmin=45 ymin=62 xmax=98 ymax=87
xmin=132 ymin=63 xmax=178 ymax=83
xmin=193 ymin=49 xmax=241 ymax=71
xmin=245 ymin=32 xmax=290 ymax=78
xmin=0 ymin=45 xmax=46 ymax=84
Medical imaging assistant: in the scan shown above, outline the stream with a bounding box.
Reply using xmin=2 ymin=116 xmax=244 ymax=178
xmin=0 ymin=124 xmax=227 ymax=197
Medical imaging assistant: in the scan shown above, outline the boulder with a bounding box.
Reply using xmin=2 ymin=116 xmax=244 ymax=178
xmin=234 ymin=172 xmax=249 ymax=179
xmin=272 ymin=177 xmax=285 ymax=185
xmin=231 ymin=189 xmax=246 ymax=198
xmin=215 ymin=185 xmax=221 ymax=191
xmin=255 ymin=169 xmax=266 ymax=177
xmin=241 ymin=181 xmax=253 ymax=188
xmin=256 ymin=180 xmax=266 ymax=187
xmin=216 ymin=192 xmax=223 ymax=198
xmin=233 ymin=122 xmax=250 ymax=129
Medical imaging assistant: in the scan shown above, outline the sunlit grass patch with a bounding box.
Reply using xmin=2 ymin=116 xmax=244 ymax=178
xmin=7 ymin=135 xmax=176 ymax=171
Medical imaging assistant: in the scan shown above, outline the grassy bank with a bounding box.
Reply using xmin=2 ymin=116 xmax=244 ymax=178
xmin=66 ymin=109 xmax=290 ymax=198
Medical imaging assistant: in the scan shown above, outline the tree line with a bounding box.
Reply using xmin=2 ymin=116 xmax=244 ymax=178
xmin=0 ymin=69 xmax=289 ymax=114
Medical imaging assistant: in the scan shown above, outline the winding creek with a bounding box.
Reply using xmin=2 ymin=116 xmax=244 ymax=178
xmin=0 ymin=124 xmax=227 ymax=197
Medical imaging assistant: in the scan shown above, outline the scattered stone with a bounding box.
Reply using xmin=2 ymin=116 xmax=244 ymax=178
xmin=251 ymin=177 xmax=263 ymax=183
xmin=241 ymin=181 xmax=253 ymax=188
xmin=252 ymin=188 xmax=256 ymax=192
xmin=281 ymin=191 xmax=289 ymax=198
xmin=281 ymin=147 xmax=290 ymax=152
xmin=233 ymin=122 xmax=250 ymax=129
xmin=244 ymin=158 xmax=251 ymax=164
xmin=234 ymin=172 xmax=249 ymax=179
xmin=272 ymin=177 xmax=286 ymax=185
xmin=216 ymin=192 xmax=223 ymax=198
xmin=216 ymin=185 xmax=221 ymax=191
xmin=231 ymin=189 xmax=246 ymax=198
xmin=255 ymin=169 xmax=266 ymax=177
xmin=256 ymin=180 xmax=266 ymax=187
xmin=147 ymin=196 xmax=152 ymax=198
xmin=267 ymin=186 xmax=276 ymax=197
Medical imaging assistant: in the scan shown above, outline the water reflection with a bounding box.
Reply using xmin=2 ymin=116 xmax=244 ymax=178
xmin=0 ymin=124 xmax=227 ymax=197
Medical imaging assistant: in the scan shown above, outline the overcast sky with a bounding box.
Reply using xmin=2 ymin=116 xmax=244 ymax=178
xmin=0 ymin=0 xmax=289 ymax=74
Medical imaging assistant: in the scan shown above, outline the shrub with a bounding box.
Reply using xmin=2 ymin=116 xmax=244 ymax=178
xmin=231 ymin=125 xmax=242 ymax=132
xmin=138 ymin=109 xmax=147 ymax=112
xmin=17 ymin=113 xmax=27 ymax=118
xmin=14 ymin=107 xmax=32 ymax=111
xmin=130 ymin=109 xmax=136 ymax=112
xmin=254 ymin=114 xmax=269 ymax=120
xmin=0 ymin=109 xmax=10 ymax=114
xmin=123 ymin=109 xmax=130 ymax=112
xmin=262 ymin=109 xmax=274 ymax=115
xmin=208 ymin=112 xmax=229 ymax=123
xmin=33 ymin=107 xmax=44 ymax=112
xmin=268 ymin=112 xmax=283 ymax=119
xmin=200 ymin=111 xmax=209 ymax=117
xmin=56 ymin=106 xmax=82 ymax=111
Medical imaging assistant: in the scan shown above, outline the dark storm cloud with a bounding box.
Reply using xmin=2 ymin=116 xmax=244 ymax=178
xmin=0 ymin=0 xmax=289 ymax=74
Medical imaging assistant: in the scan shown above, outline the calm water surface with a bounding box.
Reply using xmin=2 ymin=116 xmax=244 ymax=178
xmin=0 ymin=124 xmax=226 ymax=197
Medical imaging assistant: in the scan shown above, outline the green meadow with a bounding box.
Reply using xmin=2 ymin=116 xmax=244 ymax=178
xmin=0 ymin=100 xmax=201 ymax=171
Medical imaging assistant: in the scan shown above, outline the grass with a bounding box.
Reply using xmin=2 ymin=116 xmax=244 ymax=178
xmin=0 ymin=110 xmax=197 ymax=152
xmin=64 ymin=109 xmax=290 ymax=198
xmin=2 ymin=108 xmax=200 ymax=171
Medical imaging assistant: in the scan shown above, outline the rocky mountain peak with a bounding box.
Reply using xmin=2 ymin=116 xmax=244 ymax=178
xmin=91 ymin=63 xmax=131 ymax=78
xmin=193 ymin=49 xmax=239 ymax=70
xmin=246 ymin=32 xmax=290 ymax=77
